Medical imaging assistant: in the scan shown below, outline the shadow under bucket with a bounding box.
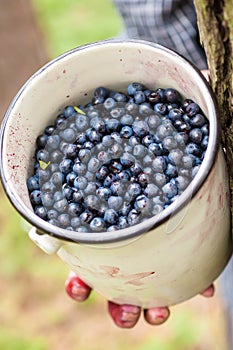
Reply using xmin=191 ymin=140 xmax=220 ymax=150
xmin=0 ymin=40 xmax=232 ymax=307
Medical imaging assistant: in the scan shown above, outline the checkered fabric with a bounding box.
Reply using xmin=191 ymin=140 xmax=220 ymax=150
xmin=112 ymin=0 xmax=207 ymax=69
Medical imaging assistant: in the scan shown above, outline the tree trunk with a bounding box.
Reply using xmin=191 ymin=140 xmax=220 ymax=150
xmin=193 ymin=1 xmax=233 ymax=349
xmin=0 ymin=0 xmax=49 ymax=120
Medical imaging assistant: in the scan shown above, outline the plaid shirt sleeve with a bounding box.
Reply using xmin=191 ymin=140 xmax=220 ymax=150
xmin=112 ymin=0 xmax=207 ymax=69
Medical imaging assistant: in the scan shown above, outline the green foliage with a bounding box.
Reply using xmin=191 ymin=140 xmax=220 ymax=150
xmin=32 ymin=0 xmax=123 ymax=57
xmin=0 ymin=327 xmax=47 ymax=350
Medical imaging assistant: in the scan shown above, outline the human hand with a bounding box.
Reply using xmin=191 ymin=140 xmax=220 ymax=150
xmin=65 ymin=272 xmax=215 ymax=328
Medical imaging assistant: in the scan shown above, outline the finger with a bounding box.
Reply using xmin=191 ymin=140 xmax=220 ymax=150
xmin=65 ymin=272 xmax=92 ymax=302
xmin=144 ymin=306 xmax=170 ymax=325
xmin=200 ymin=283 xmax=215 ymax=298
xmin=108 ymin=301 xmax=141 ymax=328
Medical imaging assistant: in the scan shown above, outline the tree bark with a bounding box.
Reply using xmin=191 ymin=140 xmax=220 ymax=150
xmin=0 ymin=0 xmax=49 ymax=120
xmin=193 ymin=1 xmax=233 ymax=349
xmin=193 ymin=0 xmax=233 ymax=196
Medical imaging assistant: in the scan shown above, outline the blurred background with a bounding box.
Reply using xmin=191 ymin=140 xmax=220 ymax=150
xmin=0 ymin=0 xmax=229 ymax=349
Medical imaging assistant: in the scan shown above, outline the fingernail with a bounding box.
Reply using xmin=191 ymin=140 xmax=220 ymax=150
xmin=144 ymin=307 xmax=170 ymax=325
xmin=65 ymin=276 xmax=91 ymax=302
xmin=108 ymin=302 xmax=141 ymax=328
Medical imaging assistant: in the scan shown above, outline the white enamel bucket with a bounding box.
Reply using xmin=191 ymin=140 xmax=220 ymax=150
xmin=0 ymin=40 xmax=232 ymax=308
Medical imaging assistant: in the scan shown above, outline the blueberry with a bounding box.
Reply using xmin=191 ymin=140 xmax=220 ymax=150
xmin=142 ymin=135 xmax=154 ymax=147
xmin=41 ymin=192 xmax=54 ymax=207
xmin=103 ymin=173 xmax=116 ymax=187
xmin=36 ymin=149 xmax=50 ymax=163
xmin=68 ymin=202 xmax=83 ymax=216
xmin=174 ymin=175 xmax=190 ymax=192
xmin=148 ymin=89 xmax=164 ymax=103
xmin=168 ymin=149 xmax=183 ymax=165
xmin=127 ymin=209 xmax=140 ymax=226
xmin=47 ymin=209 xmax=58 ymax=220
xmin=60 ymin=128 xmax=76 ymax=142
xmin=156 ymin=123 xmax=174 ymax=139
xmin=152 ymin=156 xmax=167 ymax=173
xmin=80 ymin=210 xmax=94 ymax=224
xmin=74 ymin=176 xmax=88 ymax=190
xmin=162 ymin=136 xmax=178 ymax=151
xmin=134 ymin=194 xmax=151 ymax=213
xmin=109 ymin=160 xmax=122 ymax=174
xmin=144 ymin=183 xmax=159 ymax=197
xmin=164 ymin=88 xmax=181 ymax=103
xmin=56 ymin=115 xmax=68 ymax=131
xmin=90 ymin=116 xmax=105 ymax=133
xmin=109 ymin=181 xmax=124 ymax=196
xmin=134 ymin=90 xmax=146 ymax=104
xmin=104 ymin=209 xmax=118 ymax=224
xmin=133 ymin=144 xmax=147 ymax=158
xmin=62 ymin=185 xmax=73 ymax=201
xmin=40 ymin=178 xmax=56 ymax=192
xmin=96 ymin=165 xmax=109 ymax=180
xmin=118 ymin=216 xmax=128 ymax=229
xmin=168 ymin=108 xmax=183 ymax=122
xmin=44 ymin=125 xmax=56 ymax=135
xmin=148 ymin=143 xmax=163 ymax=156
xmin=90 ymin=217 xmax=106 ymax=231
xmin=27 ymin=175 xmax=39 ymax=191
xmin=70 ymin=217 xmax=81 ymax=228
xmin=54 ymin=198 xmax=68 ymax=212
xmin=75 ymin=114 xmax=89 ymax=131
xmin=186 ymin=102 xmax=200 ymax=116
xmin=50 ymin=171 xmax=64 ymax=185
xmin=72 ymin=189 xmax=84 ymax=203
xmin=36 ymin=134 xmax=48 ymax=149
xmin=186 ymin=143 xmax=201 ymax=157
xmin=201 ymin=135 xmax=209 ymax=150
xmin=64 ymin=143 xmax=78 ymax=158
xmin=83 ymin=141 xmax=94 ymax=150
xmin=127 ymin=82 xmax=145 ymax=96
xmin=104 ymin=97 xmax=116 ymax=110
xmin=53 ymin=190 xmax=65 ymax=202
xmin=201 ymin=123 xmax=209 ymax=135
xmin=73 ymin=161 xmax=86 ymax=175
xmin=76 ymin=132 xmax=87 ymax=145
xmin=111 ymin=91 xmax=127 ymax=102
xmin=108 ymin=196 xmax=123 ymax=211
xmin=64 ymin=105 xmax=76 ymax=118
xmin=127 ymin=182 xmax=142 ymax=199
xmin=59 ymin=158 xmax=73 ymax=174
xmin=110 ymin=107 xmax=125 ymax=119
xmin=165 ymin=163 xmax=178 ymax=178
xmin=120 ymin=153 xmax=135 ymax=167
xmin=50 ymin=150 xmax=63 ymax=163
xmin=120 ymin=126 xmax=133 ymax=138
xmin=88 ymin=157 xmax=100 ymax=173
xmin=120 ymin=113 xmax=134 ymax=125
xmin=147 ymin=114 xmax=162 ymax=129
xmin=137 ymin=171 xmax=150 ymax=187
xmin=154 ymin=103 xmax=167 ymax=115
xmin=34 ymin=206 xmax=47 ymax=220
xmin=78 ymin=148 xmax=91 ymax=163
xmin=162 ymin=182 xmax=178 ymax=199
xmin=189 ymin=128 xmax=203 ymax=144
xmin=132 ymin=120 xmax=149 ymax=137
xmin=130 ymin=163 xmax=142 ymax=176
xmin=57 ymin=213 xmax=70 ymax=228
xmin=153 ymin=173 xmax=167 ymax=187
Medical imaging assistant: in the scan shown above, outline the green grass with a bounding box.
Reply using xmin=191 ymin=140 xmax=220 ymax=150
xmin=32 ymin=0 xmax=123 ymax=57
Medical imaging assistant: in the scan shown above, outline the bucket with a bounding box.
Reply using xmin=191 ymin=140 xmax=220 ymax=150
xmin=0 ymin=40 xmax=232 ymax=308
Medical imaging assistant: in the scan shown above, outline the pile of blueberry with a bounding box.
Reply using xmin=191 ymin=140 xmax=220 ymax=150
xmin=27 ymin=82 xmax=209 ymax=233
